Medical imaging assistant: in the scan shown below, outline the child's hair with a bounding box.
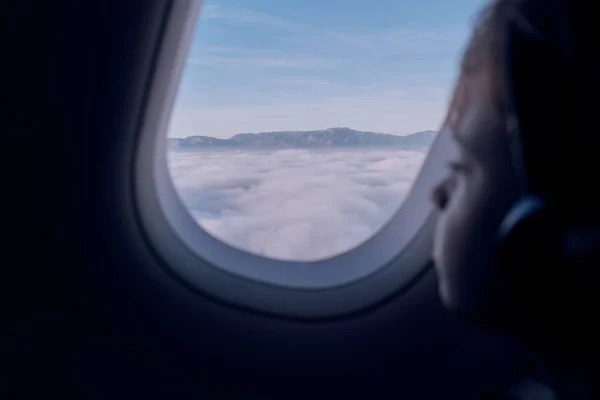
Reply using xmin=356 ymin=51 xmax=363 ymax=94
xmin=445 ymin=0 xmax=510 ymax=133
xmin=448 ymin=0 xmax=600 ymax=219
xmin=447 ymin=0 xmax=546 ymax=125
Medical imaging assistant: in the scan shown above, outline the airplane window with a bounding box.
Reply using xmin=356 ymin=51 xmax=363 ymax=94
xmin=165 ymin=0 xmax=484 ymax=262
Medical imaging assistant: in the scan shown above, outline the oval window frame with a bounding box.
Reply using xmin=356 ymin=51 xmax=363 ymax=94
xmin=134 ymin=0 xmax=458 ymax=318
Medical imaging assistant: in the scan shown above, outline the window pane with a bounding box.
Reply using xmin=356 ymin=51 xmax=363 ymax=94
xmin=167 ymin=0 xmax=484 ymax=261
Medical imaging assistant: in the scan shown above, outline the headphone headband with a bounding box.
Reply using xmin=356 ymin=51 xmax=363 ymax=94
xmin=500 ymin=1 xmax=577 ymax=201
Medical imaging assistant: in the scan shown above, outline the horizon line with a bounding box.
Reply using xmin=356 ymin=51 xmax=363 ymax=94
xmin=168 ymin=127 xmax=438 ymax=140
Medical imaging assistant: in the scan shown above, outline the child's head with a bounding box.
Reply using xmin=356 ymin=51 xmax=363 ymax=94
xmin=431 ymin=0 xmax=521 ymax=312
xmin=431 ymin=0 xmax=599 ymax=315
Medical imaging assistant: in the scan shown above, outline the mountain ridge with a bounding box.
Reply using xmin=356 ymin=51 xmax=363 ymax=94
xmin=168 ymin=127 xmax=437 ymax=149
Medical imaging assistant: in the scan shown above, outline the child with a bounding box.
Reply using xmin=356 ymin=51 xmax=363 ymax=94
xmin=431 ymin=0 xmax=598 ymax=397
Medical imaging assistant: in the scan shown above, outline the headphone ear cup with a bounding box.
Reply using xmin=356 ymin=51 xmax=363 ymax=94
xmin=497 ymin=195 xmax=565 ymax=286
xmin=497 ymin=195 xmax=561 ymax=292
xmin=477 ymin=195 xmax=566 ymax=339
xmin=494 ymin=197 xmax=600 ymax=358
xmin=498 ymin=195 xmax=551 ymax=243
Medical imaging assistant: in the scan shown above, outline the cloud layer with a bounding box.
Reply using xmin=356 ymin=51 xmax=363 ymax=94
xmin=168 ymin=148 xmax=427 ymax=261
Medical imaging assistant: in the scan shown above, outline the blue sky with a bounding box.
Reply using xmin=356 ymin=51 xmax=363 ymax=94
xmin=168 ymin=0 xmax=487 ymax=138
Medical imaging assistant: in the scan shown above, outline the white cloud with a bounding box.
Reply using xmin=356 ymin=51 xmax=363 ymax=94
xmin=168 ymin=148 xmax=427 ymax=261
xmin=200 ymin=4 xmax=307 ymax=30
xmin=200 ymin=46 xmax=260 ymax=56
xmin=196 ymin=5 xmax=467 ymax=60
xmin=278 ymin=26 xmax=469 ymax=59
xmin=265 ymin=77 xmax=332 ymax=87
xmin=188 ymin=54 xmax=343 ymax=70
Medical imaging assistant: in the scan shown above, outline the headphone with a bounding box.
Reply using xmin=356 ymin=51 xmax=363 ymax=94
xmin=498 ymin=3 xmax=569 ymax=244
xmin=477 ymin=0 xmax=599 ymax=353
xmin=498 ymin=1 xmax=600 ymax=254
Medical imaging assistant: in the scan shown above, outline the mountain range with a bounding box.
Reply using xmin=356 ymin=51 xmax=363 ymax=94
xmin=168 ymin=127 xmax=437 ymax=150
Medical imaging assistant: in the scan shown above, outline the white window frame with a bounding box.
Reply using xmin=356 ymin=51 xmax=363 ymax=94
xmin=134 ymin=0 xmax=457 ymax=318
